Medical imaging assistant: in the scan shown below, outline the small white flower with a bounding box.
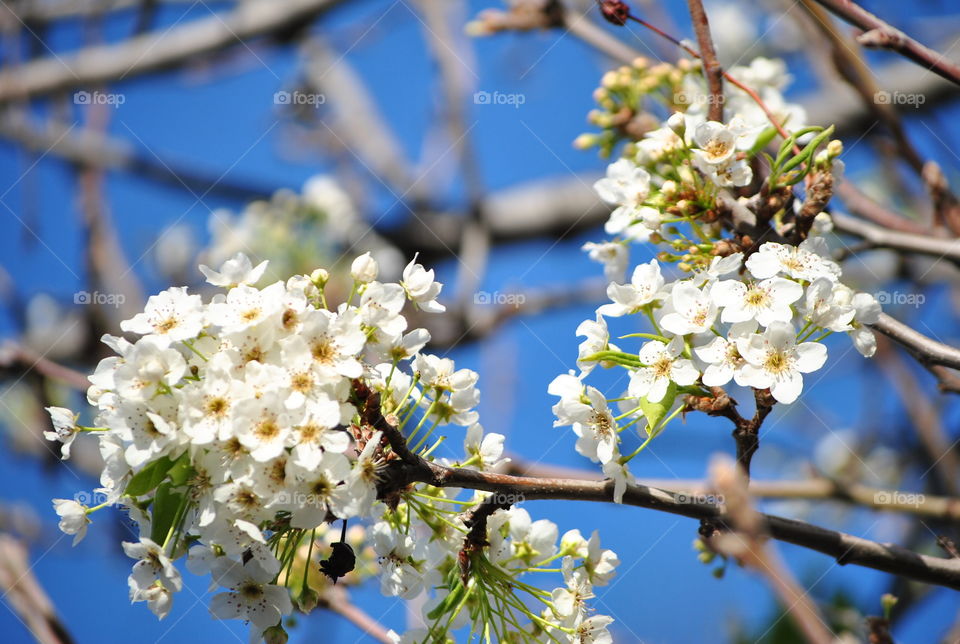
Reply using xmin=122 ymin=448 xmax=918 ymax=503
xmin=206 ymin=282 xmax=286 ymax=335
xmin=120 ymin=286 xmax=204 ymax=345
xmin=660 ymin=282 xmax=718 ymax=335
xmin=350 ymin=252 xmax=379 ymax=283
xmin=736 ymin=321 xmax=828 ymax=403
xmin=463 ymin=424 xmax=508 ymax=471
xmin=849 ymin=292 xmax=881 ymax=357
xmin=572 ymin=615 xmax=614 ymax=644
xmin=712 ymin=277 xmax=802 ymax=326
xmin=628 ymin=337 xmax=698 ymax=403
xmin=693 ymin=321 xmax=756 ymax=387
xmin=691 ymin=252 xmax=743 ymax=287
xmin=123 ymin=537 xmax=182 ymax=619
xmin=582 ymin=241 xmax=628 ymax=282
xmin=746 ymin=239 xmax=840 ymax=282
xmin=44 ymin=406 xmax=79 ymax=459
xmin=554 ymin=387 xmax=619 ymax=464
xmin=594 ymin=158 xmax=650 ymax=209
xmin=371 ymin=521 xmax=427 ymax=599
xmin=575 ymin=314 xmax=613 ymax=375
xmin=692 ymin=121 xmax=737 ymax=164
xmin=52 ymin=499 xmax=90 ymax=545
xmin=199 ymin=252 xmax=268 ymax=288
xmin=209 ymin=557 xmax=292 ymax=634
xmin=602 ymin=460 xmax=632 ymax=504
xmin=401 ymin=255 xmax=445 ymax=313
xmin=597 ymin=259 xmax=665 ymax=317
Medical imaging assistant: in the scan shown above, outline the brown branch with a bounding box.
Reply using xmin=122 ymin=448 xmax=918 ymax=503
xmin=871 ymin=313 xmax=960 ymax=371
xmin=0 ymin=342 xmax=90 ymax=390
xmin=319 ymin=585 xmax=394 ymax=644
xmin=685 ymin=0 xmax=723 ymax=122
xmin=0 ymin=534 xmax=75 ymax=644
xmin=835 ymin=181 xmax=932 ymax=235
xmin=831 ymin=211 xmax=960 ymax=264
xmin=707 ymin=457 xmax=834 ymax=644
xmin=370 ymin=400 xmax=960 ymax=590
xmin=0 ymin=0 xmax=345 ymax=102
xmin=379 ymin=458 xmax=960 ymax=590
xmin=811 ymin=0 xmax=960 ymax=86
xmin=503 ymin=457 xmax=960 ymax=522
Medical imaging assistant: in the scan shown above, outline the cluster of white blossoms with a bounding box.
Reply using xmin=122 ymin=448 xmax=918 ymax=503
xmin=557 ymin=239 xmax=881 ymax=500
xmin=562 ymin=55 xmax=881 ymax=498
xmin=382 ymin=507 xmax=619 ymax=644
xmin=46 ymin=251 xmax=618 ymax=642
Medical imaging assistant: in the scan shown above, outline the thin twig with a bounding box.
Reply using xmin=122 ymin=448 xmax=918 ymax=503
xmin=684 ymin=0 xmax=723 ymax=122
xmin=811 ymin=0 xmax=960 ymax=86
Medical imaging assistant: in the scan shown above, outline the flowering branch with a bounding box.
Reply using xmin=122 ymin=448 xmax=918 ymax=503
xmin=375 ymin=440 xmax=960 ymax=591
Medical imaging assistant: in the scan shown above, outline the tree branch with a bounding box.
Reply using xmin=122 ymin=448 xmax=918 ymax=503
xmin=871 ymin=312 xmax=960 ymax=371
xmin=685 ymin=0 xmax=723 ymax=122
xmin=0 ymin=0 xmax=345 ymax=102
xmin=811 ymin=0 xmax=960 ymax=86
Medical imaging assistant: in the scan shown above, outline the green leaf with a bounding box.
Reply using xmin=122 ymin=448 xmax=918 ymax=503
xmin=126 ymin=456 xmax=176 ymax=497
xmin=167 ymin=452 xmax=194 ymax=487
xmin=150 ymin=482 xmax=185 ymax=546
xmin=582 ymin=350 xmax=644 ymax=368
xmin=427 ymin=580 xmax=467 ymax=620
xmin=747 ymin=126 xmax=779 ymax=157
xmin=780 ymin=125 xmax=834 ymax=174
xmin=639 ymin=382 xmax=677 ymax=435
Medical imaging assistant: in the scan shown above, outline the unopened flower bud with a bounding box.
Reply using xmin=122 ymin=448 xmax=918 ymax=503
xmin=310 ymin=268 xmax=329 ymax=286
xmin=350 ymin=252 xmax=379 ymax=283
xmin=666 ymin=112 xmax=686 ymax=137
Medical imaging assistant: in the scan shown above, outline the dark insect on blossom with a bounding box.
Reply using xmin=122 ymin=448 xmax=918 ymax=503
xmin=319 ymin=541 xmax=356 ymax=583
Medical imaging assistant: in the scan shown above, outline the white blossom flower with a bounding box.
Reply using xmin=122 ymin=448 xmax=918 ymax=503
xmin=199 ymin=252 xmax=268 ymax=288
xmin=351 ymin=252 xmax=379 ymax=283
xmin=209 ymin=557 xmax=292 ymax=634
xmin=553 ymin=386 xmax=619 ymax=464
xmin=628 ymin=337 xmax=698 ymax=403
xmin=693 ymin=321 xmax=756 ymax=387
xmin=660 ymin=282 xmax=718 ymax=335
xmin=692 ymin=121 xmax=737 ymax=165
xmin=120 ymin=287 xmax=204 ymax=345
xmin=594 ymin=159 xmax=650 ymax=214
xmin=711 ymin=277 xmax=802 ymax=326
xmin=284 ymin=451 xmax=356 ymax=525
xmin=371 ymin=521 xmax=427 ymax=599
xmin=582 ymin=241 xmax=628 ymax=282
xmin=123 ymin=537 xmax=182 ymax=619
xmin=44 ymin=406 xmax=79 ymax=459
xmin=746 ymin=239 xmax=840 ymax=282
xmin=849 ymin=292 xmax=881 ymax=357
xmin=401 ymin=255 xmax=445 ymax=313
xmin=601 ymin=460 xmax=632 ymax=504
xmin=575 ymin=314 xmax=613 ymax=375
xmin=736 ymin=321 xmax=828 ymax=403
xmin=52 ymin=499 xmax=90 ymax=545
xmin=206 ymin=282 xmax=286 ymax=335
xmin=463 ymin=424 xmax=508 ymax=470
xmin=571 ymin=615 xmax=614 ymax=644
xmin=598 ymin=259 xmax=665 ymax=317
